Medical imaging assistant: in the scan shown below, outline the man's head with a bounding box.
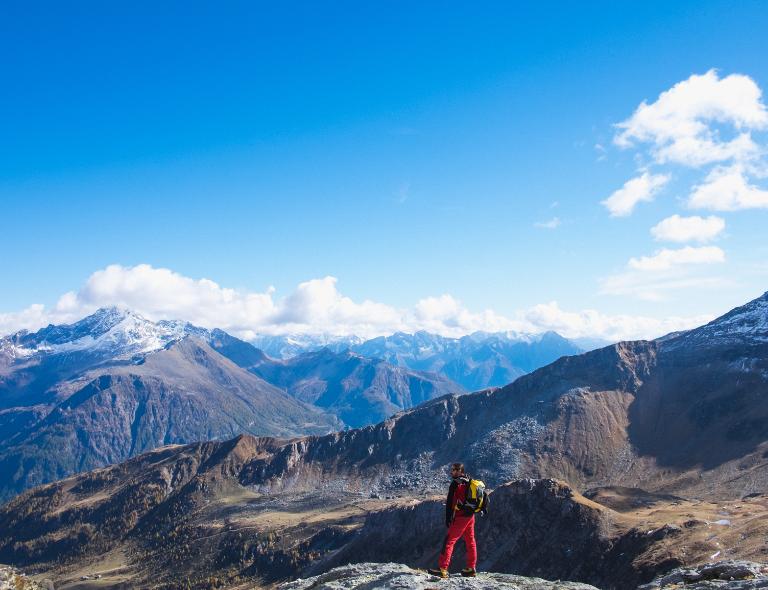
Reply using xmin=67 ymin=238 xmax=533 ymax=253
xmin=450 ymin=462 xmax=465 ymax=478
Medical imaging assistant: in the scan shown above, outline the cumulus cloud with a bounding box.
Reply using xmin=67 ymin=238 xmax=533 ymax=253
xmin=628 ymin=246 xmax=725 ymax=271
xmin=688 ymin=165 xmax=768 ymax=210
xmin=0 ymin=264 xmax=715 ymax=343
xmin=534 ymin=217 xmax=561 ymax=229
xmin=615 ymin=70 xmax=768 ymax=167
xmin=519 ymin=301 xmax=711 ymax=342
xmin=600 ymin=71 xmax=768 ymax=303
xmin=650 ymin=214 xmax=725 ymax=243
xmin=602 ymin=172 xmax=670 ymax=217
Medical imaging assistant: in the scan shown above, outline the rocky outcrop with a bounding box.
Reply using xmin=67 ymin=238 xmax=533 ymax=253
xmin=0 ymin=564 xmax=51 ymax=590
xmin=638 ymin=560 xmax=768 ymax=589
xmin=279 ymin=563 xmax=600 ymax=589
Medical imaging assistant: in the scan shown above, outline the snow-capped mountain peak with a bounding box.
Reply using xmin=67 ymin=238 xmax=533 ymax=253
xmin=4 ymin=307 xmax=212 ymax=360
xmin=664 ymin=290 xmax=768 ymax=348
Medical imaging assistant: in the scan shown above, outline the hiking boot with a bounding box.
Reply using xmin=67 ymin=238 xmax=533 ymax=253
xmin=427 ymin=568 xmax=449 ymax=578
xmin=461 ymin=568 xmax=477 ymax=577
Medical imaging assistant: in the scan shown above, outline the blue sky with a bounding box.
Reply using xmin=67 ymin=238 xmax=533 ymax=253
xmin=2 ymin=1 xmax=768 ymax=340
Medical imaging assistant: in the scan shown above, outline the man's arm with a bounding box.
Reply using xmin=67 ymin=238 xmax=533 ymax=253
xmin=445 ymin=481 xmax=456 ymax=527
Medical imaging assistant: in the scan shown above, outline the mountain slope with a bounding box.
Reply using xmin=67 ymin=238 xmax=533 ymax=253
xmin=247 ymin=348 xmax=464 ymax=427
xmin=0 ymin=337 xmax=341 ymax=501
xmin=5 ymin=292 xmax=768 ymax=502
xmin=3 ymin=436 xmax=766 ymax=589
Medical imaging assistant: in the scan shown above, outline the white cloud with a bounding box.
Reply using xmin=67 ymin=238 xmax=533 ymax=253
xmin=0 ymin=264 xmax=717 ymax=343
xmin=615 ymin=70 xmax=768 ymax=167
xmin=519 ymin=301 xmax=712 ymax=342
xmin=688 ymin=165 xmax=768 ymax=210
xmin=602 ymin=172 xmax=670 ymax=217
xmin=271 ymin=276 xmax=403 ymax=336
xmin=0 ymin=304 xmax=53 ymax=336
xmin=650 ymin=214 xmax=725 ymax=243
xmin=628 ymin=246 xmax=725 ymax=271
xmin=599 ymin=272 xmax=730 ymax=302
xmin=534 ymin=217 xmax=561 ymax=229
xmin=601 ymin=245 xmax=728 ymax=301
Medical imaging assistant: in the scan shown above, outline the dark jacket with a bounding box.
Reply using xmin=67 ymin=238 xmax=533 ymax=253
xmin=445 ymin=475 xmax=472 ymax=527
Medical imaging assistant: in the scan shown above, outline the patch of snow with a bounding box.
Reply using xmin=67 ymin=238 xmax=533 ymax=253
xmin=7 ymin=308 xmax=212 ymax=361
xmin=664 ymin=292 xmax=768 ymax=348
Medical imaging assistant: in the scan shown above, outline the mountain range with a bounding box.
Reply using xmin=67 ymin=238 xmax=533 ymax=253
xmin=0 ymin=308 xmax=465 ymax=500
xmin=0 ymin=306 xmax=597 ymax=501
xmin=0 ymin=291 xmax=766 ymax=588
xmin=246 ymin=347 xmax=461 ymax=427
xmin=236 ymin=290 xmax=768 ymax=498
xmin=252 ymin=329 xmax=590 ymax=390
xmin=350 ymin=329 xmax=585 ymax=390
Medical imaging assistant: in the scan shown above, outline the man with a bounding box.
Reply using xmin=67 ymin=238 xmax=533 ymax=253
xmin=428 ymin=462 xmax=477 ymax=578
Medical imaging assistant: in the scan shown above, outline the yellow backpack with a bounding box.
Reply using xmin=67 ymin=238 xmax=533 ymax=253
xmin=461 ymin=478 xmax=489 ymax=515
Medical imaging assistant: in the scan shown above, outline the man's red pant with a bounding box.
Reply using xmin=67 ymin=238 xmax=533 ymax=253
xmin=439 ymin=514 xmax=476 ymax=570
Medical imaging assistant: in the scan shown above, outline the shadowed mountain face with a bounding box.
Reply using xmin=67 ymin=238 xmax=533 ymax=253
xmin=246 ymin=348 xmax=465 ymax=427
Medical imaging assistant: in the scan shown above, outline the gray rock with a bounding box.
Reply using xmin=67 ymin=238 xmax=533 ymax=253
xmin=279 ymin=562 xmax=600 ymax=589
xmin=0 ymin=564 xmax=50 ymax=590
xmin=638 ymin=560 xmax=768 ymax=589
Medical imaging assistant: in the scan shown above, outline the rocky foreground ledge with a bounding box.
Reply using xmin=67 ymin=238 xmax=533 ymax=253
xmin=639 ymin=560 xmax=768 ymax=589
xmin=279 ymin=561 xmax=768 ymax=590
xmin=279 ymin=563 xmax=600 ymax=589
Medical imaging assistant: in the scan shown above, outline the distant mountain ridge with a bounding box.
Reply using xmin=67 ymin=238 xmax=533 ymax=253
xmin=249 ymin=333 xmax=364 ymax=359
xmin=251 ymin=329 xmax=589 ymax=390
xmin=247 ymin=347 xmax=463 ymax=427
